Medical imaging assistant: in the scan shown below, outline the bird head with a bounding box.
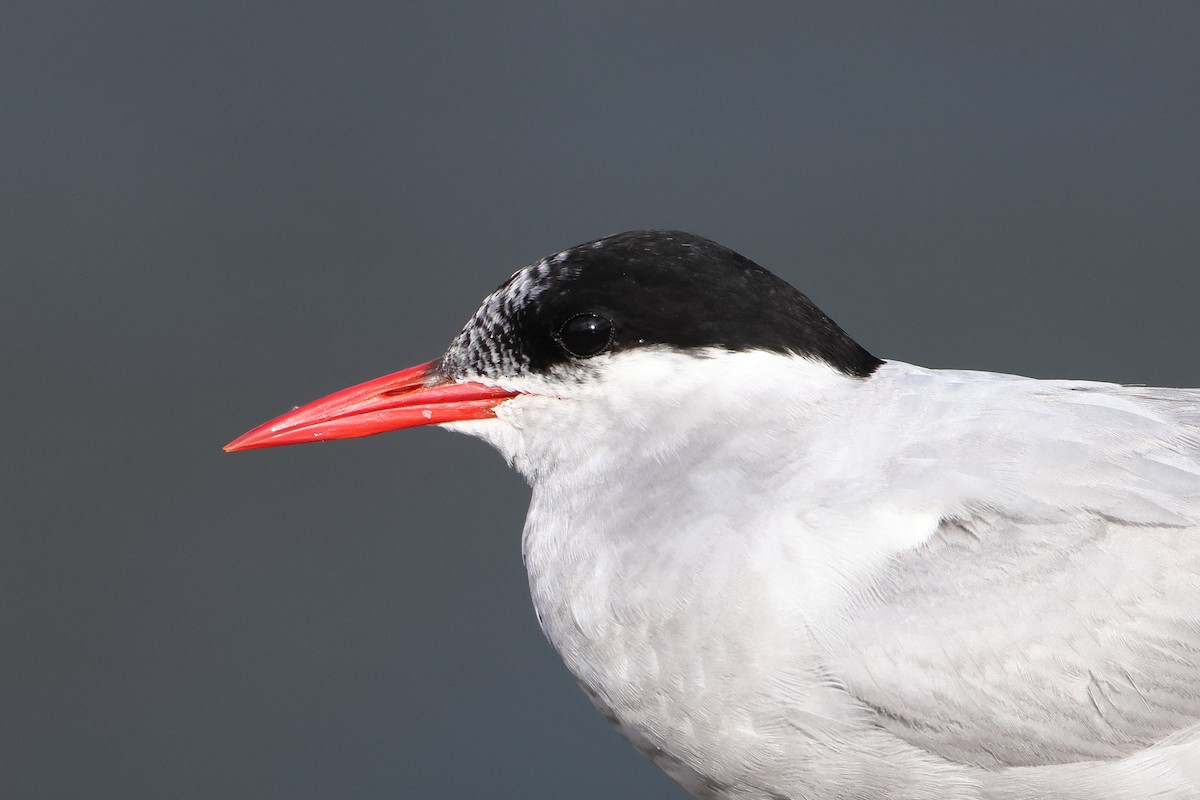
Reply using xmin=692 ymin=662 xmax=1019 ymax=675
xmin=224 ymin=230 xmax=880 ymax=481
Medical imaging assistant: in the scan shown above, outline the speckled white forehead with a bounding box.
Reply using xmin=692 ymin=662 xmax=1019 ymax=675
xmin=437 ymin=249 xmax=580 ymax=379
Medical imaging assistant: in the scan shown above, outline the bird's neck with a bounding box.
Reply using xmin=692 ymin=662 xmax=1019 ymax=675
xmin=483 ymin=348 xmax=864 ymax=485
xmin=498 ymin=348 xmax=872 ymax=643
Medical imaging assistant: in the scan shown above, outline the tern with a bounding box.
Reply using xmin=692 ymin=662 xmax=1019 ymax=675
xmin=226 ymin=230 xmax=1200 ymax=799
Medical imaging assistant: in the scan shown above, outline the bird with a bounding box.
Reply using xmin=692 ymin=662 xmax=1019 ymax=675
xmin=225 ymin=230 xmax=1200 ymax=799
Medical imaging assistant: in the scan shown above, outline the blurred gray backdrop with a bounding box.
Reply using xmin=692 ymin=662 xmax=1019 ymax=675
xmin=4 ymin=3 xmax=1199 ymax=798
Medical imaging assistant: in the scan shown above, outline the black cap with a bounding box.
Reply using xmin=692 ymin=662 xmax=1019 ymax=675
xmin=439 ymin=230 xmax=881 ymax=380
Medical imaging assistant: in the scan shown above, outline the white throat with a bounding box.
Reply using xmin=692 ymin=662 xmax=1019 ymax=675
xmin=445 ymin=347 xmax=860 ymax=485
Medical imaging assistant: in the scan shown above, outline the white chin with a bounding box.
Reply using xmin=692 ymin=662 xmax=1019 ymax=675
xmin=440 ymin=418 xmax=498 ymax=439
xmin=440 ymin=417 xmax=526 ymax=471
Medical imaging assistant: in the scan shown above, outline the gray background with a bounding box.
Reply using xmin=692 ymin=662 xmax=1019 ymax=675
xmin=5 ymin=3 xmax=1200 ymax=798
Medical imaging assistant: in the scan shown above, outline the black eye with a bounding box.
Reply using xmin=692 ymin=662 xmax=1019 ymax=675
xmin=557 ymin=313 xmax=614 ymax=358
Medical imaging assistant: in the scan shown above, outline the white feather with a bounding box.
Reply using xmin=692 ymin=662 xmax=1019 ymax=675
xmin=447 ymin=350 xmax=1200 ymax=799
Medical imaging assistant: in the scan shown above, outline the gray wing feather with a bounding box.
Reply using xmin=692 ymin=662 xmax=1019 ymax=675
xmin=824 ymin=377 xmax=1200 ymax=770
